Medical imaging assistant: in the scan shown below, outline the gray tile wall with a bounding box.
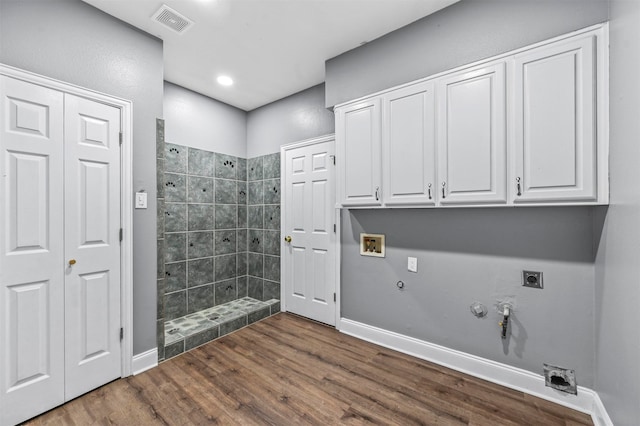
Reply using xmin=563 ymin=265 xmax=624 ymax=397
xmin=163 ymin=143 xmax=248 ymax=322
xmin=156 ymin=119 xmax=166 ymax=361
xmin=247 ymin=153 xmax=281 ymax=303
xmin=157 ymin=142 xmax=281 ymax=360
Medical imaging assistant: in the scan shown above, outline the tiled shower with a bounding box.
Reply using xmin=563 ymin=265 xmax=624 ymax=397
xmin=156 ymin=120 xmax=281 ymax=361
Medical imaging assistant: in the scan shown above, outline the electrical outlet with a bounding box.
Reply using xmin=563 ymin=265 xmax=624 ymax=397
xmin=523 ymin=270 xmax=543 ymax=289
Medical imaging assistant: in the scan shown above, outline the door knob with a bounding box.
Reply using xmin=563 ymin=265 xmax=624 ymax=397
xmin=284 ymin=236 xmax=292 ymax=243
xmin=68 ymin=259 xmax=77 ymax=265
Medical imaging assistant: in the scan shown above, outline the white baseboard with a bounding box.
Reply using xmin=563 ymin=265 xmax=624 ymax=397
xmin=339 ymin=318 xmax=612 ymax=426
xmin=131 ymin=348 xmax=158 ymax=375
xmin=591 ymin=392 xmax=614 ymax=426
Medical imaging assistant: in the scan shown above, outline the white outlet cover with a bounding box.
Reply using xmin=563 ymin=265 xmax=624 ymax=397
xmin=408 ymin=257 xmax=418 ymax=273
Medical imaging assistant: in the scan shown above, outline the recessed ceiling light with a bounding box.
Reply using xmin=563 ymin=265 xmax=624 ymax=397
xmin=217 ymin=75 xmax=233 ymax=86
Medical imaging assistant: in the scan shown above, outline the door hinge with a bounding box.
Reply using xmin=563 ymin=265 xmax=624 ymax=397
xmin=333 ymin=293 xmax=336 ymax=302
xmin=119 ymin=132 xmax=123 ymax=145
xmin=120 ymin=327 xmax=124 ymax=341
xmin=333 ymin=224 xmax=336 ymax=233
xmin=330 ymin=155 xmax=336 ymax=165
xmin=119 ymin=228 xmax=123 ymax=242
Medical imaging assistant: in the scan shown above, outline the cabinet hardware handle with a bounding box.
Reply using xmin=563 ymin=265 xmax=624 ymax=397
xmin=516 ymin=177 xmax=522 ymax=196
xmin=375 ymin=186 xmax=380 ymax=201
xmin=68 ymin=259 xmax=76 ymax=265
xmin=428 ymin=183 xmax=432 ymax=200
xmin=442 ymin=182 xmax=446 ymax=199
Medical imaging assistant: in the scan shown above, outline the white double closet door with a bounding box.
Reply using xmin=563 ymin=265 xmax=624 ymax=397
xmin=0 ymin=75 xmax=122 ymax=425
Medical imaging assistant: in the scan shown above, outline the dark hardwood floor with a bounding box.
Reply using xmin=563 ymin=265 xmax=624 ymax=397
xmin=26 ymin=313 xmax=593 ymax=425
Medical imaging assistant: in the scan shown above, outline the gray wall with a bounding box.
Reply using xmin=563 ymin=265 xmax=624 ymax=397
xmin=247 ymin=84 xmax=334 ymax=157
xmin=0 ymin=0 xmax=164 ymax=355
xmin=331 ymin=0 xmax=614 ymax=391
xmin=164 ymin=82 xmax=247 ymax=157
xmin=342 ymin=208 xmax=597 ymax=386
xmin=165 ymin=81 xmax=334 ymax=159
xmin=594 ymin=0 xmax=640 ymax=424
xmin=325 ymin=0 xmax=609 ymax=107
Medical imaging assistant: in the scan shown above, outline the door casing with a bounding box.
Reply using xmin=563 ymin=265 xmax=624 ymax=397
xmin=0 ymin=63 xmax=134 ymax=377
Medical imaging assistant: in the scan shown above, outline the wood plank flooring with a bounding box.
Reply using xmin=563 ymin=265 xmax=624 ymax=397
xmin=26 ymin=313 xmax=593 ymax=425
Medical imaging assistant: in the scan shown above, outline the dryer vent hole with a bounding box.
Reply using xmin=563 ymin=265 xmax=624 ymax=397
xmin=550 ymin=375 xmax=570 ymax=387
xmin=543 ymin=363 xmax=577 ymax=395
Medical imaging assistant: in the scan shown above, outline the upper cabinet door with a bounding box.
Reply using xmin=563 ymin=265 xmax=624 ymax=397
xmin=382 ymin=82 xmax=436 ymax=206
xmin=336 ymin=99 xmax=382 ymax=206
xmin=437 ymin=62 xmax=507 ymax=205
xmin=513 ymin=35 xmax=597 ymax=203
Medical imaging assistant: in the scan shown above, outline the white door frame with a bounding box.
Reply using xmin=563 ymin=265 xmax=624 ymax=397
xmin=280 ymin=134 xmax=341 ymax=329
xmin=0 ymin=64 xmax=134 ymax=376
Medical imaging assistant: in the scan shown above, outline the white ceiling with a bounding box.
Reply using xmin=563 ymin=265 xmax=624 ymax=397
xmin=81 ymin=0 xmax=458 ymax=111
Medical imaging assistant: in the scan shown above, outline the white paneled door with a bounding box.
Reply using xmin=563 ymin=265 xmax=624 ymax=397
xmin=63 ymin=95 xmax=121 ymax=400
xmin=0 ymin=75 xmax=66 ymax=426
xmin=283 ymin=138 xmax=336 ymax=326
xmin=0 ymin=76 xmax=122 ymax=425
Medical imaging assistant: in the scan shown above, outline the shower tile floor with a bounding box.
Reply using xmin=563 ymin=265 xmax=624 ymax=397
xmin=163 ymin=297 xmax=280 ymax=359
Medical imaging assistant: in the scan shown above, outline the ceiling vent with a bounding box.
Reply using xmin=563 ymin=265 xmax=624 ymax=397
xmin=152 ymin=5 xmax=193 ymax=34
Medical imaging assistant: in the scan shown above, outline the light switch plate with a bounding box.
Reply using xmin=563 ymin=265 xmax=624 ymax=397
xmin=408 ymin=257 xmax=418 ymax=273
xmin=135 ymin=192 xmax=148 ymax=209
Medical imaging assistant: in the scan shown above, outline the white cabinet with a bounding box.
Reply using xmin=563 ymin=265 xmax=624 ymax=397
xmin=334 ymin=26 xmax=607 ymax=209
xmin=336 ymin=99 xmax=382 ymax=206
xmin=382 ymin=82 xmax=436 ymax=206
xmin=436 ymin=61 xmax=507 ymax=205
xmin=512 ymin=35 xmax=600 ymax=203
